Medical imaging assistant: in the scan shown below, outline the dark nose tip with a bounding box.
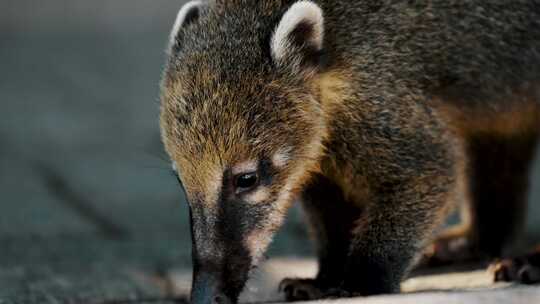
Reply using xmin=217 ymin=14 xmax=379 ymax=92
xmin=191 ymin=273 xmax=233 ymax=304
xmin=212 ymin=294 xmax=231 ymax=304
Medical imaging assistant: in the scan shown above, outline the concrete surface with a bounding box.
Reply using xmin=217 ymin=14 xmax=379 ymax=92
xmin=167 ymin=258 xmax=540 ymax=304
xmin=1 ymin=1 xmax=540 ymax=303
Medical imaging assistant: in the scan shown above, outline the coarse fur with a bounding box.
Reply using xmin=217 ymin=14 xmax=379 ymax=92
xmin=160 ymin=1 xmax=540 ymax=303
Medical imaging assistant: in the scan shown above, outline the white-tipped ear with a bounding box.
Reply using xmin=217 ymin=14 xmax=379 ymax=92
xmin=169 ymin=0 xmax=204 ymax=49
xmin=271 ymin=1 xmax=324 ymax=67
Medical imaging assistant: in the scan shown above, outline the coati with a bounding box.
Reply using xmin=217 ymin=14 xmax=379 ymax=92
xmin=159 ymin=0 xmax=540 ymax=303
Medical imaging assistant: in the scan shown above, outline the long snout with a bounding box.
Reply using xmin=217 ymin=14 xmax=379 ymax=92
xmin=188 ymin=203 xmax=255 ymax=304
xmin=190 ymin=251 xmax=251 ymax=304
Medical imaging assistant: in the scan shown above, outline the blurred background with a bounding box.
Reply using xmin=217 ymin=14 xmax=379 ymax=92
xmin=0 ymin=1 xmax=539 ymax=303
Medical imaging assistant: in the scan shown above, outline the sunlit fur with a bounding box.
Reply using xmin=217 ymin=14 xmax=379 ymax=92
xmin=161 ymin=0 xmax=540 ymax=301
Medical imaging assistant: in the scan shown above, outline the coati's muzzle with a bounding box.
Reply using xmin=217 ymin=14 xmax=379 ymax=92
xmin=189 ymin=198 xmax=262 ymax=304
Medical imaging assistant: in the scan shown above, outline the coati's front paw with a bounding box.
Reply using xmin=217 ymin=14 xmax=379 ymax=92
xmin=279 ymin=278 xmax=324 ymax=301
xmin=279 ymin=278 xmax=361 ymax=301
xmin=490 ymin=255 xmax=540 ymax=284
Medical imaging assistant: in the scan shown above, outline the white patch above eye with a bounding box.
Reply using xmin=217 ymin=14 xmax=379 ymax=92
xmin=272 ymin=147 xmax=292 ymax=168
xmin=171 ymin=162 xmax=177 ymax=172
xmin=169 ymin=0 xmax=203 ymax=49
xmin=271 ymin=1 xmax=324 ymax=63
xmin=232 ymin=160 xmax=258 ymax=175
xmin=245 ymin=188 xmax=270 ymax=204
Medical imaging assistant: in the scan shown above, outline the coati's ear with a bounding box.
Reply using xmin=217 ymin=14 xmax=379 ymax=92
xmin=271 ymin=1 xmax=324 ymax=71
xmin=168 ymin=0 xmax=204 ymax=51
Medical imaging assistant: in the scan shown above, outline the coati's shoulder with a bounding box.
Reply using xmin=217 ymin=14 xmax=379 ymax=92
xmin=319 ymin=0 xmax=540 ymax=101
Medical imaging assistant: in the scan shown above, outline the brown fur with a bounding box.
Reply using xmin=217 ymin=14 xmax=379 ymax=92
xmin=433 ymin=92 xmax=540 ymax=138
xmin=160 ymin=1 xmax=540 ymax=303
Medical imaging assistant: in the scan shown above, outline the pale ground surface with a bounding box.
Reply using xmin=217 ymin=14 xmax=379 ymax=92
xmin=169 ymin=258 xmax=540 ymax=304
xmin=1 ymin=1 xmax=540 ymax=303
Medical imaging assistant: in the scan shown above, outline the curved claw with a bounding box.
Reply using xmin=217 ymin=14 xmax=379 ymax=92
xmin=491 ymin=257 xmax=540 ymax=284
xmin=278 ymin=278 xmax=365 ymax=301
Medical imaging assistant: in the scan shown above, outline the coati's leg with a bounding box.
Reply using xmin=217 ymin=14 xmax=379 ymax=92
xmin=467 ymin=133 xmax=538 ymax=257
xmin=340 ymin=174 xmax=457 ymax=295
xmin=334 ymin=129 xmax=462 ymax=295
xmin=279 ymin=174 xmax=363 ymax=301
xmin=491 ymin=245 xmax=540 ymax=284
xmin=421 ymin=131 xmax=539 ymax=267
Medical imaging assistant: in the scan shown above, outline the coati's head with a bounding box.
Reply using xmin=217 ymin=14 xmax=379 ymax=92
xmin=160 ymin=1 xmax=327 ymax=303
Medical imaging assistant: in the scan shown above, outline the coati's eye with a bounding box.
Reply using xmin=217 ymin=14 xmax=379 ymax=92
xmin=234 ymin=172 xmax=259 ymax=192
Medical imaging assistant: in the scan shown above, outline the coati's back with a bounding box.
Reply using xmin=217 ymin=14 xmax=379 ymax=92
xmin=168 ymin=0 xmax=540 ymax=106
xmin=320 ymin=0 xmax=540 ymax=105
